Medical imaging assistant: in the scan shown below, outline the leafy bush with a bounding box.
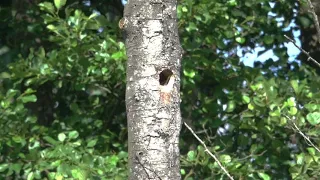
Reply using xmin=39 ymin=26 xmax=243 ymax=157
xmin=0 ymin=1 xmax=127 ymax=179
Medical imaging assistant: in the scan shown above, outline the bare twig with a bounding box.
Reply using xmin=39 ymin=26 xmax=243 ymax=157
xmin=306 ymin=0 xmax=320 ymax=43
xmin=237 ymin=150 xmax=268 ymax=161
xmin=284 ymin=35 xmax=320 ymax=68
xmin=202 ymin=123 xmax=213 ymax=144
xmin=183 ymin=169 xmax=194 ymax=180
xmin=284 ymin=115 xmax=320 ymax=153
xmin=183 ymin=122 xmax=234 ymax=180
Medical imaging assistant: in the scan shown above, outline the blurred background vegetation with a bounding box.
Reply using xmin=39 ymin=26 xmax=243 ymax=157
xmin=1 ymin=0 xmax=320 ymax=179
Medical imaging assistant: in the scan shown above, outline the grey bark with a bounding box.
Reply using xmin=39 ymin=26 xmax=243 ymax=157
xmin=123 ymin=0 xmax=182 ymax=179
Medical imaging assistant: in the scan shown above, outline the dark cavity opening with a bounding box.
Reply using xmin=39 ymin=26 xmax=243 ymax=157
xmin=159 ymin=69 xmax=173 ymax=85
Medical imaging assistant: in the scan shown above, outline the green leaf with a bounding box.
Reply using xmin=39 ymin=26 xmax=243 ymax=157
xmin=289 ymin=107 xmax=297 ymax=116
xmin=290 ymin=80 xmax=299 ymax=94
xmin=97 ymin=169 xmax=103 ymax=175
xmin=0 ymin=164 xmax=9 ymax=172
xmin=70 ymin=102 xmax=81 ymax=114
xmin=102 ymin=67 xmax=108 ymax=75
xmin=242 ymin=95 xmax=251 ymax=104
xmin=235 ymin=37 xmax=245 ymax=44
xmin=279 ymin=117 xmax=287 ymax=126
xmin=231 ymin=9 xmax=245 ymax=17
xmin=263 ymin=35 xmax=274 ymax=45
xmin=109 ymin=155 xmax=119 ymax=166
xmin=296 ymin=153 xmax=304 ymax=165
xmin=68 ymin=131 xmax=79 ymax=139
xmin=54 ymin=0 xmax=67 ymax=9
xmin=28 ymin=140 xmax=40 ymax=150
xmin=242 ymin=111 xmax=254 ymax=117
xmin=71 ymin=169 xmax=85 ymax=179
xmin=43 ymin=136 xmax=58 ymax=145
xmin=20 ymin=95 xmax=37 ymax=103
xmin=224 ymin=30 xmax=234 ymax=38
xmin=6 ymin=89 xmax=19 ymax=98
xmin=38 ymin=2 xmax=55 ymax=14
xmin=12 ymin=136 xmax=26 ymax=145
xmin=250 ymin=144 xmax=258 ymax=154
xmin=57 ymin=163 xmax=70 ymax=174
xmin=26 ymin=116 xmax=37 ymax=123
xmin=248 ymin=103 xmax=254 ymax=110
xmin=258 ymin=172 xmax=270 ymax=180
xmin=297 ymin=116 xmax=306 ymax=126
xmin=58 ymin=133 xmax=67 ymax=142
xmin=186 ymin=22 xmax=197 ymax=32
xmin=11 ymin=163 xmax=22 ymax=174
xmin=220 ymin=155 xmax=231 ymax=164
xmin=113 ymin=142 xmax=121 ymax=147
xmin=88 ymin=13 xmax=99 ymax=19
xmin=183 ymin=70 xmax=196 ymax=78
xmin=187 ymin=150 xmax=196 ymax=161
xmin=73 ymin=140 xmax=82 ymax=147
xmin=27 ymin=172 xmax=34 ymax=180
xmin=307 ymin=147 xmax=316 ymax=156
xmin=180 ymin=169 xmax=186 ymax=175
xmin=226 ymin=101 xmax=236 ymax=112
xmin=0 ymin=72 xmax=11 ymax=79
xmin=111 ymin=51 xmax=124 ymax=60
xmin=269 ymin=109 xmax=281 ymax=117
xmin=228 ymin=0 xmax=237 ymax=6
xmin=253 ymin=97 xmax=265 ymax=107
xmin=182 ymin=6 xmax=188 ymax=12
xmin=118 ymin=151 xmax=128 ymax=159
xmin=306 ymin=112 xmax=320 ymax=125
xmin=304 ymin=103 xmax=318 ymax=112
xmin=23 ymin=88 xmax=36 ymax=95
xmin=87 ymin=139 xmax=98 ymax=147
xmin=287 ymin=97 xmax=296 ymax=107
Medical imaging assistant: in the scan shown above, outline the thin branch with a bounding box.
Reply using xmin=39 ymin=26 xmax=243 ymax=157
xmin=284 ymin=35 xmax=320 ymax=68
xmin=202 ymin=123 xmax=213 ymax=144
xmin=284 ymin=115 xmax=320 ymax=153
xmin=237 ymin=150 xmax=268 ymax=161
xmin=183 ymin=122 xmax=234 ymax=180
xmin=306 ymin=0 xmax=320 ymax=43
xmin=183 ymin=169 xmax=194 ymax=180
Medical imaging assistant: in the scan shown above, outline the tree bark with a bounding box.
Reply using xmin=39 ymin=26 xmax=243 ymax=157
xmin=298 ymin=0 xmax=320 ymax=68
xmin=123 ymin=0 xmax=182 ymax=179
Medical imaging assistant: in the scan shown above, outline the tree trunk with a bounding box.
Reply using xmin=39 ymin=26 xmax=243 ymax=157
xmin=298 ymin=0 xmax=320 ymax=68
xmin=123 ymin=0 xmax=182 ymax=179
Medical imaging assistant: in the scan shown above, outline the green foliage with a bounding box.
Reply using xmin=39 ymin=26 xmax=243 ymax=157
xmin=0 ymin=0 xmax=127 ymax=179
xmin=1 ymin=0 xmax=320 ymax=179
xmin=178 ymin=0 xmax=320 ymax=179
